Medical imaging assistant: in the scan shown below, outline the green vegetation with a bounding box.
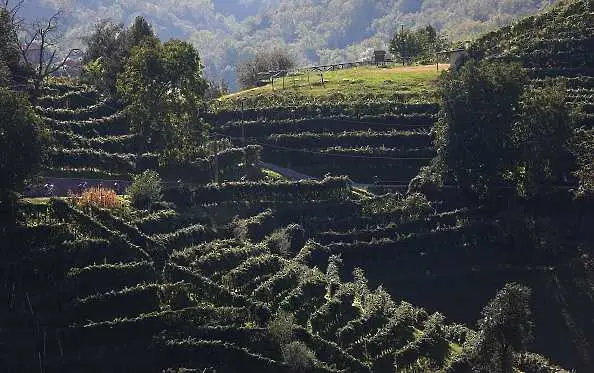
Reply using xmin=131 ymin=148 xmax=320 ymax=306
xmin=0 ymin=88 xmax=43 ymax=220
xmin=127 ymin=170 xmax=163 ymax=209
xmin=2 ymin=1 xmax=594 ymax=372
xmin=19 ymin=0 xmax=553 ymax=89
xmin=389 ymin=25 xmax=449 ymax=65
xmin=220 ymin=65 xmax=442 ymax=107
xmin=117 ymin=37 xmax=208 ymax=162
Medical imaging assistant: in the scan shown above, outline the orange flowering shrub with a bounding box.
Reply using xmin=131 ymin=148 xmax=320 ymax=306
xmin=75 ymin=186 xmax=121 ymax=209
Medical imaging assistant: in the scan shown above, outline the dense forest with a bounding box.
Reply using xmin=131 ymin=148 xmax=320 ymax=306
xmin=28 ymin=0 xmax=554 ymax=88
xmin=1 ymin=0 xmax=593 ymax=372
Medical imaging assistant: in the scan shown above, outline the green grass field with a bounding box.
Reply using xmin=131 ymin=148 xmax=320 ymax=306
xmin=217 ymin=64 xmax=447 ymax=108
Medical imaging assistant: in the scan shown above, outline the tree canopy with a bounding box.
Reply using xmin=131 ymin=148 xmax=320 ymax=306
xmin=117 ymin=37 xmax=208 ymax=164
xmin=433 ymin=59 xmax=578 ymax=201
xmin=0 ymin=88 xmax=42 ymax=210
xmin=83 ymin=16 xmax=157 ymax=94
xmin=15 ymin=0 xmax=552 ymax=90
xmin=476 ymin=283 xmax=533 ymax=373
xmin=435 ymin=60 xmax=527 ymax=199
xmin=389 ymin=25 xmax=449 ymax=64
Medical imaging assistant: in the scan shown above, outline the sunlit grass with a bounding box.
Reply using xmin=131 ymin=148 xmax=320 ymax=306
xmin=220 ymin=64 xmax=447 ymax=104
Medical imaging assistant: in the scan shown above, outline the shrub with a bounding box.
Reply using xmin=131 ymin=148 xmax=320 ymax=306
xmin=401 ymin=193 xmax=432 ymax=223
xmin=236 ymin=47 xmax=295 ymax=89
xmin=266 ymin=229 xmax=291 ymax=256
xmin=281 ymin=341 xmax=316 ymax=373
xmin=285 ymin=224 xmax=306 ymax=254
xmin=232 ymin=209 xmax=276 ymax=242
xmin=515 ymin=352 xmax=563 ymax=373
xmin=75 ymin=186 xmax=121 ymax=209
xmin=268 ymin=311 xmax=296 ymax=344
xmin=127 ymin=170 xmax=162 ymax=209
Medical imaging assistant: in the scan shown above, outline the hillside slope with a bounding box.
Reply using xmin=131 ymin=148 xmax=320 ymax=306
xmin=211 ymin=65 xmax=441 ymax=188
xmin=205 ymin=1 xmax=594 ymax=371
xmin=27 ymin=0 xmax=554 ymax=87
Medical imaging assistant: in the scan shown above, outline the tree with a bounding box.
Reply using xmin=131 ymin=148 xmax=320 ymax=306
xmin=0 ymin=9 xmax=17 ymax=81
xmin=82 ymin=16 xmax=156 ymax=94
xmin=434 ymin=60 xmax=526 ymax=200
xmin=281 ymin=341 xmax=316 ymax=373
xmin=236 ymin=47 xmax=295 ymax=89
xmin=511 ymin=81 xmax=575 ymax=197
xmin=16 ymin=10 xmax=81 ymax=96
xmin=204 ymin=79 xmax=230 ymax=100
xmin=127 ymin=170 xmax=162 ymax=209
xmin=0 ymin=58 xmax=10 ymax=86
xmin=117 ymin=37 xmax=208 ymax=163
xmin=389 ymin=25 xmax=448 ymax=65
xmin=475 ymin=283 xmax=533 ymax=373
xmin=0 ymin=3 xmax=32 ymax=86
xmin=127 ymin=16 xmax=155 ymax=47
xmin=82 ymin=21 xmax=128 ymax=94
xmin=0 ymin=88 xmax=42 ymax=221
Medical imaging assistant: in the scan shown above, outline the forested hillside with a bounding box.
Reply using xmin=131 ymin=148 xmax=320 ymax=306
xmin=30 ymin=0 xmax=554 ymax=88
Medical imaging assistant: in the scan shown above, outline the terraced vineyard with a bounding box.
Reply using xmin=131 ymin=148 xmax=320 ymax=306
xmin=35 ymin=82 xmax=264 ymax=191
xmin=211 ymin=67 xmax=441 ymax=186
xmin=7 ymin=179 xmax=566 ymax=372
xmin=474 ymin=0 xmax=594 ymax=129
xmin=4 ymin=1 xmax=594 ymax=372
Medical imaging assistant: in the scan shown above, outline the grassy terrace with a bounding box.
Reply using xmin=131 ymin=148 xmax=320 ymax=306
xmin=216 ymin=65 xmax=447 ymax=109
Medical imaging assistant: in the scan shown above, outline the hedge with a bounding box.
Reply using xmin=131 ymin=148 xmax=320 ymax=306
xmin=51 ymin=130 xmax=142 ymax=154
xmin=222 ymin=254 xmax=284 ymax=291
xmin=293 ymin=326 xmax=372 ymax=373
xmin=36 ymin=100 xmax=119 ymax=121
xmin=163 ymin=177 xmax=352 ymax=206
xmin=277 ymin=276 xmax=328 ymax=325
xmin=192 ymin=246 xmax=258 ymax=279
xmin=163 ymin=263 xmax=271 ymax=324
xmin=42 ymin=110 xmax=130 ymax=137
xmin=153 ymin=224 xmax=214 ymax=251
xmin=218 ymin=114 xmax=435 ymax=138
xmin=69 ymin=283 xmax=162 ymax=323
xmin=51 ymin=199 xmax=151 ymax=262
xmin=157 ymin=338 xmax=291 ymax=373
xmin=45 ymin=147 xmax=137 ymax=174
xmin=209 ymin=101 xmax=438 ymax=123
xmin=37 ymin=88 xmax=100 ymax=110
xmin=252 ymin=266 xmax=303 ymax=305
xmin=232 ymin=209 xmax=277 ymax=242
xmin=65 ymin=261 xmax=157 ymax=299
xmin=62 ymin=238 xmax=138 ymax=267
xmin=265 ymin=130 xmax=432 ymax=149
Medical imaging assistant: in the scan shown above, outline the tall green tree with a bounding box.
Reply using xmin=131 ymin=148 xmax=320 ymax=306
xmin=435 ymin=60 xmax=526 ymax=199
xmin=128 ymin=16 xmax=156 ymax=47
xmin=82 ymin=16 xmax=157 ymax=95
xmin=0 ymin=7 xmax=29 ymax=86
xmin=0 ymin=88 xmax=42 ymax=221
xmin=82 ymin=21 xmax=128 ymax=94
xmin=389 ymin=25 xmax=448 ymax=64
xmin=475 ymin=283 xmax=533 ymax=373
xmin=511 ymin=81 xmax=575 ymax=197
xmin=117 ymin=38 xmax=207 ymax=164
